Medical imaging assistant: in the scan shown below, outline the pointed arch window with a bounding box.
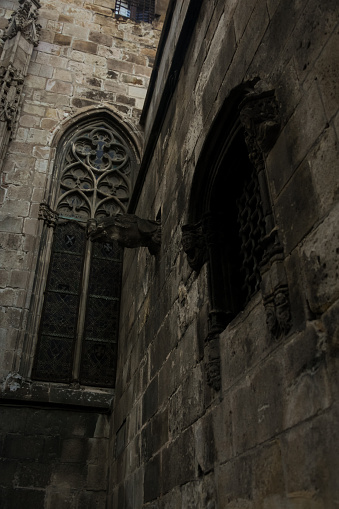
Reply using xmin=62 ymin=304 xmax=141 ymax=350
xmin=32 ymin=119 xmax=138 ymax=387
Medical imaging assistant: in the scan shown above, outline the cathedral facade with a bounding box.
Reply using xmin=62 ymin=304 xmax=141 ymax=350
xmin=0 ymin=0 xmax=338 ymax=507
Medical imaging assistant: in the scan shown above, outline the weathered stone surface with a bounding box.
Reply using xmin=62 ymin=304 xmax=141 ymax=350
xmin=0 ymin=0 xmax=338 ymax=507
xmin=300 ymin=204 xmax=339 ymax=314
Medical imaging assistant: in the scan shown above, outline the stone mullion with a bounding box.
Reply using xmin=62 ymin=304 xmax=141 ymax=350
xmin=0 ymin=0 xmax=41 ymax=173
xmin=72 ymin=238 xmax=93 ymax=383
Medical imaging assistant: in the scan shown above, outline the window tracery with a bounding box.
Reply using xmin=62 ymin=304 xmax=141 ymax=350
xmin=32 ymin=118 xmax=137 ymax=387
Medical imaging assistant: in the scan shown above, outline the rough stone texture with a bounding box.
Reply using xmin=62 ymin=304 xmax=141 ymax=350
xmin=0 ymin=405 xmax=110 ymax=509
xmin=108 ymin=0 xmax=339 ymax=507
xmin=1 ymin=0 xmax=339 ymax=508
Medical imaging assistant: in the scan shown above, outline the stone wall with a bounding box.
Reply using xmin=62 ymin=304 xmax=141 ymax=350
xmin=0 ymin=0 xmax=162 ymax=379
xmin=0 ymin=1 xmax=164 ymax=507
xmin=0 ymin=403 xmax=110 ymax=509
xmin=109 ymin=0 xmax=339 ymax=507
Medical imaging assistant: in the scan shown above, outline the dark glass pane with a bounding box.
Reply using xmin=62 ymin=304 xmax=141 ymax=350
xmin=80 ymin=341 xmax=118 ymax=387
xmin=236 ymin=163 xmax=265 ymax=305
xmin=33 ymin=222 xmax=85 ymax=383
xmin=80 ymin=240 xmax=123 ymax=387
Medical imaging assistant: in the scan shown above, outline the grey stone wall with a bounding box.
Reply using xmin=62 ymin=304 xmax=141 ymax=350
xmin=0 ymin=404 xmax=110 ymax=509
xmin=109 ymin=0 xmax=339 ymax=507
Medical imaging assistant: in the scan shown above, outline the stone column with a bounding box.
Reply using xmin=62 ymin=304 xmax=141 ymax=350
xmin=0 ymin=0 xmax=41 ymax=170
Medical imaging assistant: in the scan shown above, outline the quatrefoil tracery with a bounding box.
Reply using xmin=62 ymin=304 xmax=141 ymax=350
xmin=57 ymin=124 xmax=132 ymax=220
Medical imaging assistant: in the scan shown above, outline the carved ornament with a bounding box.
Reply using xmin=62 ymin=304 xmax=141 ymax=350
xmin=181 ymin=221 xmax=208 ymax=272
xmin=239 ymin=90 xmax=280 ymax=156
xmin=38 ymin=202 xmax=59 ymax=228
xmin=2 ymin=0 xmax=42 ymax=47
xmin=87 ymin=213 xmax=161 ymax=255
xmin=264 ymin=287 xmax=291 ymax=340
xmin=0 ymin=65 xmax=24 ymax=134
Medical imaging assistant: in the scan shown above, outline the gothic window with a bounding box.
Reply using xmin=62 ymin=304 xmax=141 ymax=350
xmin=115 ymin=0 xmax=155 ymax=23
xmin=202 ymin=121 xmax=266 ymax=332
xmin=183 ymin=86 xmax=287 ymax=337
xmin=32 ymin=119 xmax=137 ymax=387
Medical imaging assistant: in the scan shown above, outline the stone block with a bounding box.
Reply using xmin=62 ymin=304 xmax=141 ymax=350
xmin=142 ymin=376 xmax=158 ymax=425
xmin=50 ymin=463 xmax=87 ymax=489
xmin=0 ymin=216 xmax=23 ymax=234
xmin=217 ymin=454 xmax=253 ymax=508
xmin=275 ymin=159 xmax=319 ymax=254
xmin=252 ymin=440 xmax=285 ymax=505
xmin=194 ymin=411 xmax=215 ymax=475
xmin=44 ymin=488 xmax=76 ymax=509
xmin=144 ymin=453 xmax=161 ymax=503
xmin=281 ymin=406 xmax=339 ymax=505
xmin=117 ymin=95 xmax=135 ymax=106
xmin=128 ymin=85 xmax=147 ymax=99
xmin=87 ymin=463 xmax=108 ymax=490
xmin=89 ymin=31 xmax=113 ymax=46
xmin=52 ymin=68 xmax=72 ymax=82
xmin=2 ymin=488 xmax=45 ymax=509
xmin=9 ymin=270 xmax=29 ymax=289
xmin=54 ymin=33 xmax=72 ymax=46
xmin=107 ymin=58 xmax=132 ymax=73
xmin=16 ymin=462 xmax=53 ymax=488
xmin=72 ymin=40 xmax=98 ymax=55
xmin=300 ymin=203 xmax=339 ymax=314
xmin=46 ymin=79 xmax=73 ymax=95
xmin=221 ymin=298 xmax=268 ymax=390
xmin=134 ymin=63 xmax=152 ymax=77
xmin=142 ymin=407 xmax=168 ymax=463
xmin=161 ymin=427 xmax=195 ymax=495
xmin=0 ymin=459 xmax=18 ymax=486
xmin=3 ymin=434 xmax=44 ymax=460
xmin=27 ymin=128 xmax=49 ymax=146
xmin=60 ymin=438 xmax=89 ymax=463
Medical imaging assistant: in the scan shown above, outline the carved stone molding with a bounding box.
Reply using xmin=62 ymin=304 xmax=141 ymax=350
xmin=87 ymin=213 xmax=161 ymax=255
xmin=264 ymin=287 xmax=292 ymax=340
xmin=38 ymin=202 xmax=59 ymax=228
xmin=260 ymin=229 xmax=292 ymax=340
xmin=239 ymin=90 xmax=280 ymax=156
xmin=204 ymin=332 xmax=221 ymax=392
xmin=0 ymin=65 xmax=24 ymax=136
xmin=181 ymin=221 xmax=208 ymax=272
xmin=2 ymin=0 xmax=41 ymax=47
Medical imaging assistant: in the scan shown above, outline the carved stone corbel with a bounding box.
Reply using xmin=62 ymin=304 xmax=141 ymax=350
xmin=239 ymin=90 xmax=280 ymax=156
xmin=2 ymin=0 xmax=42 ymax=47
xmin=181 ymin=221 xmax=208 ymax=272
xmin=87 ymin=213 xmax=161 ymax=255
xmin=38 ymin=202 xmax=59 ymax=228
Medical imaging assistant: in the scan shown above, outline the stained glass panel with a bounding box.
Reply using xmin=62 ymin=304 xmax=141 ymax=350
xmin=34 ymin=119 xmax=133 ymax=388
xmin=80 ymin=240 xmax=123 ymax=387
xmin=32 ymin=222 xmax=85 ymax=382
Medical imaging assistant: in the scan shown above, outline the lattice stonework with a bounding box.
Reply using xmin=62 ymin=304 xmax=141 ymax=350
xmin=33 ymin=121 xmax=133 ymax=387
xmin=236 ymin=164 xmax=266 ymax=306
xmin=115 ymin=0 xmax=155 ymax=23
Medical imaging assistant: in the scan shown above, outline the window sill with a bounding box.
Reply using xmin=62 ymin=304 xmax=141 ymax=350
xmin=0 ymin=372 xmax=114 ymax=413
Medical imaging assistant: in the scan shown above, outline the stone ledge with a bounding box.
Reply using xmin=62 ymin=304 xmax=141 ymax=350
xmin=0 ymin=372 xmax=114 ymax=413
